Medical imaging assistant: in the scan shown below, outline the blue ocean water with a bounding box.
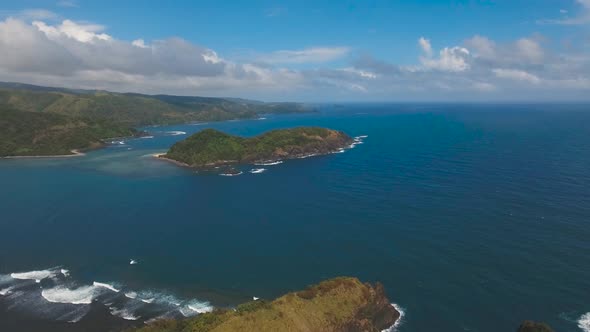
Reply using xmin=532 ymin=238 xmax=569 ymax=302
xmin=1 ymin=104 xmax=589 ymax=331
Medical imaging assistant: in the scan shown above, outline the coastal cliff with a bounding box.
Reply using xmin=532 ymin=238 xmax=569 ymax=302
xmin=160 ymin=127 xmax=353 ymax=168
xmin=132 ymin=277 xmax=399 ymax=332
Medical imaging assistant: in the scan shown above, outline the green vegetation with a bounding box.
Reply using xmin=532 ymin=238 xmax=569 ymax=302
xmin=0 ymin=82 xmax=311 ymax=156
xmin=0 ymin=83 xmax=311 ymax=126
xmin=517 ymin=321 xmax=554 ymax=332
xmin=163 ymin=127 xmax=352 ymax=167
xmin=0 ymin=106 xmax=137 ymax=156
xmin=131 ymin=277 xmax=399 ymax=332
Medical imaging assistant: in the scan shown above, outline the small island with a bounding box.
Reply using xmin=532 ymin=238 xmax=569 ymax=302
xmin=133 ymin=277 xmax=400 ymax=332
xmin=157 ymin=127 xmax=354 ymax=168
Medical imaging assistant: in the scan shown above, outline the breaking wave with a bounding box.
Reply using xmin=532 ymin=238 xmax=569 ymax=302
xmin=11 ymin=269 xmax=59 ymax=282
xmin=0 ymin=267 xmax=212 ymax=325
xmin=579 ymin=312 xmax=590 ymax=332
xmin=254 ymin=160 xmax=283 ymax=166
xmin=381 ymin=303 xmax=405 ymax=332
xmin=41 ymin=286 xmax=97 ymax=304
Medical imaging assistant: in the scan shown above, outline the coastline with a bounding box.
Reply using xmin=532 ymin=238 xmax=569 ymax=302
xmin=152 ymin=153 xmax=191 ymax=168
xmin=0 ymin=149 xmax=86 ymax=159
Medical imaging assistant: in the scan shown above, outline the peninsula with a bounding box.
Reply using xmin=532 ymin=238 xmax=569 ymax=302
xmin=132 ymin=277 xmax=400 ymax=332
xmin=158 ymin=127 xmax=353 ymax=168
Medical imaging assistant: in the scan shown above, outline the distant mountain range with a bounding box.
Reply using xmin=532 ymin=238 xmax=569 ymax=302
xmin=0 ymin=82 xmax=312 ymax=157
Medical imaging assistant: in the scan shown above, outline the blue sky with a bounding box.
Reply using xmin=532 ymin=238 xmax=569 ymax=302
xmin=0 ymin=0 xmax=589 ymax=101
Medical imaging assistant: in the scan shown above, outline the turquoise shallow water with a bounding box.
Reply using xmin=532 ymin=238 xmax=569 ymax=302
xmin=1 ymin=104 xmax=590 ymax=331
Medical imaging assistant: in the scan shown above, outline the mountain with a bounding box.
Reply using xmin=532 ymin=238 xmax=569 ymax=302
xmin=0 ymin=82 xmax=312 ymax=156
xmin=0 ymin=82 xmax=311 ymax=126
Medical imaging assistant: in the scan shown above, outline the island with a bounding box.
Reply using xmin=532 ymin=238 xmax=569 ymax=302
xmin=132 ymin=277 xmax=400 ymax=332
xmin=0 ymin=82 xmax=312 ymax=157
xmin=157 ymin=127 xmax=353 ymax=168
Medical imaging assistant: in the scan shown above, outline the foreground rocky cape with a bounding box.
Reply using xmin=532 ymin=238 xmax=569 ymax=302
xmin=132 ymin=277 xmax=399 ymax=332
xmin=161 ymin=127 xmax=353 ymax=167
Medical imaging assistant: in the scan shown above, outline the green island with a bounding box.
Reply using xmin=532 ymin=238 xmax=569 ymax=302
xmin=131 ymin=277 xmax=400 ymax=332
xmin=159 ymin=127 xmax=353 ymax=168
xmin=0 ymin=82 xmax=311 ymax=157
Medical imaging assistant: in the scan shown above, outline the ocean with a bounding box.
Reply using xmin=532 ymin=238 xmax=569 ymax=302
xmin=0 ymin=104 xmax=589 ymax=332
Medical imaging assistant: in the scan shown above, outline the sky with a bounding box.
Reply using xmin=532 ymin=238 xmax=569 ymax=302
xmin=0 ymin=0 xmax=589 ymax=101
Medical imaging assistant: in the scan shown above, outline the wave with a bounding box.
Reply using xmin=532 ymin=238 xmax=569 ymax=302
xmin=254 ymin=160 xmax=283 ymax=166
xmin=257 ymin=117 xmax=267 ymax=120
xmin=129 ymin=259 xmax=138 ymax=265
xmin=220 ymin=171 xmax=243 ymax=177
xmin=249 ymin=168 xmax=267 ymax=174
xmin=11 ymin=269 xmax=59 ymax=282
xmin=0 ymin=286 xmax=13 ymax=296
xmin=93 ymin=282 xmax=120 ymax=293
xmin=125 ymin=292 xmax=137 ymax=299
xmin=140 ymin=136 xmax=154 ymax=139
xmin=381 ymin=303 xmax=405 ymax=332
xmin=41 ymin=286 xmax=97 ymax=305
xmin=167 ymin=131 xmax=187 ymax=136
xmin=110 ymin=307 xmax=140 ymax=321
xmin=2 ymin=267 xmax=213 ymax=325
xmin=579 ymin=312 xmax=590 ymax=332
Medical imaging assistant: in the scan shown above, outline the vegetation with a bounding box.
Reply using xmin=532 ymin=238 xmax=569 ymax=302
xmin=0 ymin=83 xmax=312 ymax=127
xmin=517 ymin=321 xmax=554 ymax=332
xmin=0 ymin=106 xmax=138 ymax=157
xmin=131 ymin=277 xmax=399 ymax=332
xmin=0 ymin=82 xmax=311 ymax=156
xmin=163 ymin=127 xmax=352 ymax=167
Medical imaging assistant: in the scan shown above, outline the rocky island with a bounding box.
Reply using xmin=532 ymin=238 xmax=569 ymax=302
xmin=132 ymin=277 xmax=400 ymax=332
xmin=158 ymin=127 xmax=354 ymax=168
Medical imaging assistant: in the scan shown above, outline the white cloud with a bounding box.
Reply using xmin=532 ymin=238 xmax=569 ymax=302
xmin=493 ymin=68 xmax=541 ymax=84
xmin=34 ymin=20 xmax=111 ymax=43
xmin=259 ymin=47 xmax=350 ymax=64
xmin=418 ymin=37 xmax=433 ymax=57
xmin=420 ymin=46 xmax=471 ymax=72
xmin=539 ymin=0 xmax=590 ymax=25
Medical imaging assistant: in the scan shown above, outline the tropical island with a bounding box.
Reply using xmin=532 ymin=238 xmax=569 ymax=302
xmin=0 ymin=82 xmax=312 ymax=157
xmin=132 ymin=277 xmax=400 ymax=332
xmin=157 ymin=127 xmax=353 ymax=168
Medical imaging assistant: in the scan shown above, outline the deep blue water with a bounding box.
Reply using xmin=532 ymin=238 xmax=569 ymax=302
xmin=1 ymin=104 xmax=590 ymax=331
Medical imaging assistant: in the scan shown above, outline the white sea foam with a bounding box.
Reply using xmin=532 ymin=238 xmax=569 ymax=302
xmin=167 ymin=131 xmax=186 ymax=136
xmin=41 ymin=286 xmax=97 ymax=305
xmin=140 ymin=136 xmax=154 ymax=139
xmin=61 ymin=269 xmax=70 ymax=277
xmin=257 ymin=117 xmax=267 ymax=120
xmin=0 ymin=287 xmax=13 ymax=296
xmin=253 ymin=296 xmax=259 ymax=301
xmin=357 ymin=135 xmax=368 ymax=138
xmin=254 ymin=160 xmax=283 ymax=166
xmin=579 ymin=312 xmax=590 ymax=332
xmin=125 ymin=292 xmax=137 ymax=299
xmin=110 ymin=307 xmax=140 ymax=321
xmin=220 ymin=171 xmax=243 ymax=177
xmin=141 ymin=298 xmax=155 ymax=303
xmin=130 ymin=259 xmax=138 ymax=265
xmin=93 ymin=282 xmax=120 ymax=293
xmin=11 ymin=269 xmax=58 ymax=281
xmin=381 ymin=303 xmax=406 ymax=332
xmin=249 ymin=168 xmax=267 ymax=174
xmin=180 ymin=300 xmax=213 ymax=317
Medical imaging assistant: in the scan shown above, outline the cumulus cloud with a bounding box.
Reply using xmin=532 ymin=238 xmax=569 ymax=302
xmin=0 ymin=16 xmax=588 ymax=101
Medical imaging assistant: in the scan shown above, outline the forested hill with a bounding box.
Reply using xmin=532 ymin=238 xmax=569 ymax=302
xmin=0 ymin=82 xmax=312 ymax=126
xmin=0 ymin=82 xmax=311 ymax=156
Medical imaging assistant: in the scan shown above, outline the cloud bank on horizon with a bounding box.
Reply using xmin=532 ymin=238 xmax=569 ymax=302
xmin=0 ymin=1 xmax=589 ymax=101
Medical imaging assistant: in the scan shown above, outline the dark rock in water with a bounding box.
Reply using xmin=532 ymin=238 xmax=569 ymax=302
xmin=517 ymin=320 xmax=554 ymax=332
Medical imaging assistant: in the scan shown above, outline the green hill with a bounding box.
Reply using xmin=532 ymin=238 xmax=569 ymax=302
xmin=0 ymin=106 xmax=138 ymax=157
xmin=162 ymin=127 xmax=352 ymax=167
xmin=0 ymin=82 xmax=311 ymax=126
xmin=132 ymin=277 xmax=399 ymax=332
